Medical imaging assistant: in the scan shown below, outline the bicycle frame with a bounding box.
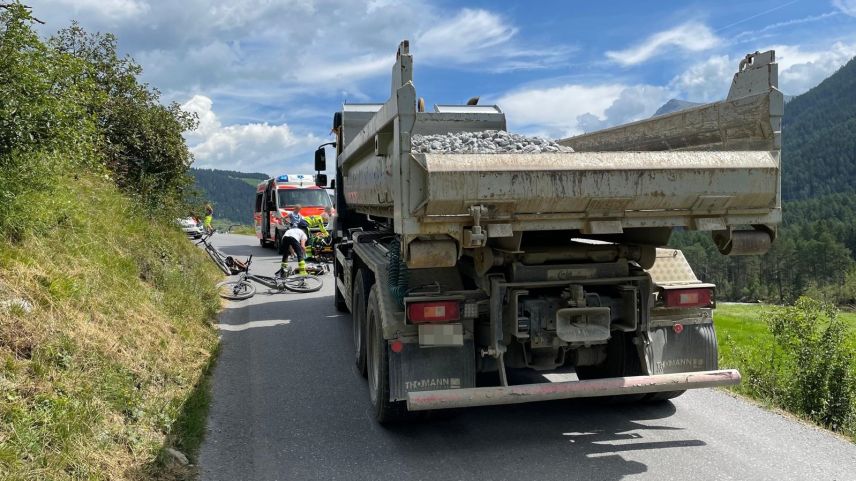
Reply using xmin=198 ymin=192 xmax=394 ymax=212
xmin=197 ymin=233 xmax=232 ymax=274
xmin=217 ymin=253 xmax=323 ymax=299
xmin=229 ymin=255 xmax=287 ymax=290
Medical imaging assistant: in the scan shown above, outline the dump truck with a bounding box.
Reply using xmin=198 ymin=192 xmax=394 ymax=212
xmin=315 ymin=41 xmax=782 ymax=422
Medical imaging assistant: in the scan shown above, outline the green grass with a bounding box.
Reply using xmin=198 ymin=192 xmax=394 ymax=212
xmin=227 ymin=225 xmax=256 ymax=236
xmin=716 ymin=303 xmax=856 ymax=353
xmin=238 ymin=177 xmax=261 ymax=187
xmin=0 ymin=175 xmax=222 ymax=480
xmin=715 ymin=302 xmax=856 ymax=441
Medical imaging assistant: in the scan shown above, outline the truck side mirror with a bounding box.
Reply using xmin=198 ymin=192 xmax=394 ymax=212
xmin=315 ymin=173 xmax=328 ymax=187
xmin=330 ymin=179 xmax=336 ymax=190
xmin=314 ymin=148 xmax=326 ymax=171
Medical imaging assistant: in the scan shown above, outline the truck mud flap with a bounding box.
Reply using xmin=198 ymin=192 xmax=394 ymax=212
xmin=645 ymin=321 xmax=718 ymax=374
xmin=406 ymin=369 xmax=740 ymax=411
xmin=389 ymin=340 xmax=475 ymax=402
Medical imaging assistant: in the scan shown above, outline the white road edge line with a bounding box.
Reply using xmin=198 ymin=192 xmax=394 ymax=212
xmin=216 ymin=320 xmax=291 ymax=332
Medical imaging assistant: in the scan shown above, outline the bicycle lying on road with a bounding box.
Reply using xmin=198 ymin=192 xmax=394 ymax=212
xmin=216 ymin=256 xmax=324 ymax=300
xmin=196 ymin=232 xmax=239 ymax=275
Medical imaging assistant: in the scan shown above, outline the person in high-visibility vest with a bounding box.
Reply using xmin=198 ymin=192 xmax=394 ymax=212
xmin=203 ymin=202 xmax=214 ymax=234
xmin=304 ymin=214 xmax=329 ymax=259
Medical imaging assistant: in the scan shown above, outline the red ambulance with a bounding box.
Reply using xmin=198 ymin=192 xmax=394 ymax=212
xmin=254 ymin=174 xmax=333 ymax=249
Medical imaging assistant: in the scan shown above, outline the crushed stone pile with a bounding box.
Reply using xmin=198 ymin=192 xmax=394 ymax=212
xmin=411 ymin=130 xmax=574 ymax=154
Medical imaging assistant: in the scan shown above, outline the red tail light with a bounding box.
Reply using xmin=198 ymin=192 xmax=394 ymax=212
xmin=407 ymin=301 xmax=460 ymax=323
xmin=663 ymin=288 xmax=714 ymax=308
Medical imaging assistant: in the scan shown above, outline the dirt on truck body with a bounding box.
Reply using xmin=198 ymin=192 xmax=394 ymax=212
xmin=317 ymin=41 xmax=782 ymax=422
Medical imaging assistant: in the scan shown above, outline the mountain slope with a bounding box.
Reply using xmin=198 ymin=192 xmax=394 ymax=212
xmin=190 ymin=169 xmax=269 ymax=225
xmin=653 ymin=99 xmax=703 ymax=116
xmin=781 ymin=56 xmax=856 ymax=200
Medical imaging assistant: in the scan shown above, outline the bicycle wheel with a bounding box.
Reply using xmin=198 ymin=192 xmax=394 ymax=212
xmin=283 ymin=275 xmax=323 ymax=293
xmin=216 ymin=280 xmax=256 ymax=300
xmin=207 ymin=248 xmax=230 ymax=275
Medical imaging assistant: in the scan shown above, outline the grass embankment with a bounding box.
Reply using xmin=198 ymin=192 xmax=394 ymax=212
xmin=0 ymin=176 xmax=222 ymax=480
xmin=716 ymin=302 xmax=856 ymax=441
xmin=225 ymin=224 xmax=255 ymax=236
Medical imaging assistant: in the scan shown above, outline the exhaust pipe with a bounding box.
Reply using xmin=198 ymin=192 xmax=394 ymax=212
xmin=713 ymin=228 xmax=773 ymax=256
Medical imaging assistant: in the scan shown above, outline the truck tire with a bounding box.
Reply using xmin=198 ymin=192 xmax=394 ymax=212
xmin=334 ymin=281 xmax=348 ymax=312
xmin=575 ymin=331 xmax=646 ymax=403
xmin=366 ymin=285 xmax=408 ymax=423
xmin=333 ymin=258 xmax=348 ymax=312
xmin=352 ymin=269 xmax=372 ymax=377
xmin=644 ymin=390 xmax=686 ymax=402
xmin=274 ymin=229 xmax=282 ymax=253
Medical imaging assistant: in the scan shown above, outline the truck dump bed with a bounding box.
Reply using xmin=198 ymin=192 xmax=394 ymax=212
xmin=336 ymin=43 xmax=782 ymax=263
xmin=330 ymin=42 xmax=774 ymax=420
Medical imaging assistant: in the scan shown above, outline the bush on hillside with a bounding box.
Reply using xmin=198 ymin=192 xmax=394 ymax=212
xmin=763 ymin=298 xmax=855 ymax=430
xmin=1 ymin=4 xmax=198 ymax=237
xmin=49 ymin=24 xmax=198 ymax=214
xmin=726 ymin=297 xmax=856 ymax=435
xmin=0 ymin=4 xmax=100 ymax=236
xmin=1 ymin=5 xmax=221 ymax=479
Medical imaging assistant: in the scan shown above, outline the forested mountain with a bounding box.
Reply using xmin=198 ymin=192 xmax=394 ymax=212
xmin=668 ymin=55 xmax=856 ymax=304
xmin=190 ymin=168 xmax=269 ymax=224
xmin=671 ymin=192 xmax=856 ymax=304
xmin=781 ymin=56 xmax=856 ymax=200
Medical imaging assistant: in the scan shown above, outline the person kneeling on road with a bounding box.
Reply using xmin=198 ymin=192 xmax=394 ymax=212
xmin=304 ymin=214 xmax=329 ymax=259
xmin=281 ymin=223 xmax=308 ymax=276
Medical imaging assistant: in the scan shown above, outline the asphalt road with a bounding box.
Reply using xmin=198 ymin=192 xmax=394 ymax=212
xmin=199 ymin=233 xmax=856 ymax=481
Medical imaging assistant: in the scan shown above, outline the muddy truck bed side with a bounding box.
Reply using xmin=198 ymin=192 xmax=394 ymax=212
xmin=322 ymin=41 xmax=780 ymax=422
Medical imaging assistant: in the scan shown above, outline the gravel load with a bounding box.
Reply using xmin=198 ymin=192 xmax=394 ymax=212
xmin=411 ymin=130 xmax=574 ymax=154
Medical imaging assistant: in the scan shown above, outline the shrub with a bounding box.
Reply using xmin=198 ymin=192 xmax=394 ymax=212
xmin=759 ymin=298 xmax=855 ymax=432
xmin=0 ymin=4 xmax=100 ymax=237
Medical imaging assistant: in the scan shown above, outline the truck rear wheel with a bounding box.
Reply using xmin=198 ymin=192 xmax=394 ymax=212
xmin=576 ymin=331 xmax=646 ymax=403
xmin=352 ymin=269 xmax=372 ymax=377
xmin=366 ymin=285 xmax=407 ymax=423
xmin=644 ymin=390 xmax=686 ymax=402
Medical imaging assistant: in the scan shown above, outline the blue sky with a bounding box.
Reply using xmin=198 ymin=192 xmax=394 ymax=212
xmin=31 ymin=0 xmax=856 ymax=174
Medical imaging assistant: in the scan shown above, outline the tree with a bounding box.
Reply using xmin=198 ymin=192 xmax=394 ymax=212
xmin=49 ymin=23 xmax=198 ymax=213
xmin=0 ymin=3 xmax=98 ymax=235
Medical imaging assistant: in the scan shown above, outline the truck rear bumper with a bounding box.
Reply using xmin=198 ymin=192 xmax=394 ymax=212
xmin=406 ymin=369 xmax=740 ymax=411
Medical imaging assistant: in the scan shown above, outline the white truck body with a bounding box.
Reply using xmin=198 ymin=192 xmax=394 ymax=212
xmin=325 ymin=41 xmax=781 ymax=422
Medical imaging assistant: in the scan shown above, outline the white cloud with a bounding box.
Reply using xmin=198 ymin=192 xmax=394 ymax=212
xmin=417 ymin=9 xmax=517 ymax=64
xmin=32 ymin=1 xmax=569 ymax=101
xmin=285 ymin=6 xmax=563 ymax=90
xmin=496 ymin=83 xmax=672 ymax=138
xmin=606 ymin=22 xmax=720 ymax=66
xmin=833 ymin=0 xmax=856 ymax=16
xmin=667 ymin=41 xmax=856 ymax=101
xmin=669 ymin=55 xmax=733 ymax=102
xmin=590 ymin=85 xmax=673 ymax=129
xmin=733 ymin=11 xmax=840 ymax=43
xmin=773 ymin=42 xmax=856 ymax=94
xmin=44 ymin=0 xmax=150 ymax=20
xmin=288 ymin=55 xmax=393 ymax=89
xmin=181 ymin=95 xmax=323 ymax=172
